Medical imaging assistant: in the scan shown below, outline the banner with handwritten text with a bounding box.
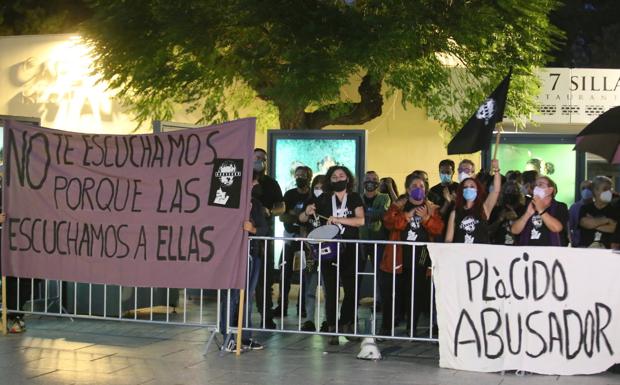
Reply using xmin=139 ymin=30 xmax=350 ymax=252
xmin=2 ymin=118 xmax=255 ymax=289
xmin=428 ymin=243 xmax=620 ymax=375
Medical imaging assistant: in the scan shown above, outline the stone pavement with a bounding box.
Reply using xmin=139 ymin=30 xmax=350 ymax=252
xmin=0 ymin=316 xmax=619 ymax=385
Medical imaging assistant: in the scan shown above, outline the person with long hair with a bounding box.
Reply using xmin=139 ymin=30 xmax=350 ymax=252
xmin=511 ymin=176 xmax=569 ymax=246
xmin=299 ymin=166 xmax=364 ymax=345
xmin=445 ymin=159 xmax=501 ymax=244
xmin=380 ymin=172 xmax=444 ymax=335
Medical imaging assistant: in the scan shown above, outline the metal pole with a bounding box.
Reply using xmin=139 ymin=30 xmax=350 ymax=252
xmin=2 ymin=276 xmax=6 ymax=335
xmin=235 ymin=290 xmax=245 ymax=356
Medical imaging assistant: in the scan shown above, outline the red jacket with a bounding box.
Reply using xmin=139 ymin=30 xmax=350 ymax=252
xmin=380 ymin=202 xmax=444 ymax=274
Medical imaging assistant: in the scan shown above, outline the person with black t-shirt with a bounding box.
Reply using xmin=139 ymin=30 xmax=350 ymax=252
xmin=511 ymin=176 xmax=569 ymax=247
xmin=252 ymin=148 xmax=284 ymax=329
xmin=299 ymin=166 xmax=364 ymax=345
xmin=274 ymin=166 xmax=313 ymax=318
xmin=612 ymin=198 xmax=620 ymax=250
xmin=488 ymin=181 xmax=526 ymax=245
xmin=445 ymin=159 xmax=501 ymax=244
xmin=578 ymin=176 xmax=618 ymax=248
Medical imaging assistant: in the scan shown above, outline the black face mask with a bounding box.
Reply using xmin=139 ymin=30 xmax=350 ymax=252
xmin=295 ymin=177 xmax=309 ymax=189
xmin=364 ymin=181 xmax=379 ymax=192
xmin=379 ymin=183 xmax=388 ymax=194
xmin=331 ymin=180 xmax=348 ymax=192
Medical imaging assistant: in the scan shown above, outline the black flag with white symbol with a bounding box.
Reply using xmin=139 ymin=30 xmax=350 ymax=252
xmin=447 ymin=69 xmax=512 ymax=155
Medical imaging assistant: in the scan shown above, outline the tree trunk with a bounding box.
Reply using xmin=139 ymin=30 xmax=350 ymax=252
xmin=275 ymin=74 xmax=384 ymax=130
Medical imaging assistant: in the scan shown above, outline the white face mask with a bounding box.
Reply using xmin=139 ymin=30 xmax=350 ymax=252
xmin=533 ymin=186 xmax=547 ymax=199
xmin=313 ymin=189 xmax=323 ymax=198
xmin=458 ymin=172 xmax=471 ymax=183
xmin=599 ymin=190 xmax=613 ymax=203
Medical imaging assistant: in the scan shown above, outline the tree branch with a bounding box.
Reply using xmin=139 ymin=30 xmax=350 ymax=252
xmin=303 ymin=74 xmax=383 ymax=130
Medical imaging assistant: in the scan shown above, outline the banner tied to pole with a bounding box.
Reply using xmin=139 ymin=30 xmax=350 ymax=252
xmin=1 ymin=118 xmax=255 ymax=289
xmin=428 ymin=243 xmax=620 ymax=375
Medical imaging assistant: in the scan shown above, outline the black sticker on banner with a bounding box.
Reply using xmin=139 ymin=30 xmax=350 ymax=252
xmin=208 ymin=158 xmax=243 ymax=209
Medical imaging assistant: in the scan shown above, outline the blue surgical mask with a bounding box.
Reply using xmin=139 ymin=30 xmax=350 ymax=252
xmin=580 ymin=188 xmax=593 ymax=201
xmin=440 ymin=173 xmax=452 ymax=184
xmin=463 ymin=187 xmax=477 ymax=202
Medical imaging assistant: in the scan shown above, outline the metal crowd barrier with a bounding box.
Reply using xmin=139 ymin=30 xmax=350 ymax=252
xmin=1 ymin=236 xmax=438 ymax=350
xmin=235 ymin=236 xmax=438 ymax=344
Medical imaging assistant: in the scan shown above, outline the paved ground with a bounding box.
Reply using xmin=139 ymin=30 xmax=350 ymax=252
xmin=0 ymin=316 xmax=619 ymax=385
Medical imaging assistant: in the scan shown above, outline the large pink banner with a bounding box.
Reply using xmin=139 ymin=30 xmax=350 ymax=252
xmin=1 ymin=118 xmax=255 ymax=289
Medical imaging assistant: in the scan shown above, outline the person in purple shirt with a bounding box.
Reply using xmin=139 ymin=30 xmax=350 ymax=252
xmin=568 ymin=180 xmax=593 ymax=247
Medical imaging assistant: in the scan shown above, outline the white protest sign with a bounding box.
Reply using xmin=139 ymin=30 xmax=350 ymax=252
xmin=427 ymin=243 xmax=620 ymax=375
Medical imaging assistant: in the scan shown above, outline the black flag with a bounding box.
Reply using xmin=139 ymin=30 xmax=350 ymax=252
xmin=447 ymin=69 xmax=512 ymax=155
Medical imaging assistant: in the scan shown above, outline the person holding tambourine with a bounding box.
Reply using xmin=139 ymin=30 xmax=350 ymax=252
xmin=299 ymin=165 xmax=364 ymax=345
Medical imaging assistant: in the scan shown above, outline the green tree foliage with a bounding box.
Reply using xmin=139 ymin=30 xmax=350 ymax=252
xmin=28 ymin=1 xmax=561 ymax=133
xmin=0 ymin=0 xmax=90 ymax=35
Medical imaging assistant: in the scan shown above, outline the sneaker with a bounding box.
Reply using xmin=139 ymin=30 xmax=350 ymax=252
xmin=243 ymin=339 xmax=265 ymax=351
xmin=16 ymin=318 xmax=26 ymax=331
xmin=7 ymin=320 xmax=24 ymax=334
xmin=222 ymin=338 xmax=236 ymax=352
xmin=301 ymin=320 xmax=316 ymax=332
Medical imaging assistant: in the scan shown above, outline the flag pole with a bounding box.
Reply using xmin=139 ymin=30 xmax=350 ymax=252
xmin=235 ymin=289 xmax=245 ymax=356
xmin=492 ymin=123 xmax=503 ymax=160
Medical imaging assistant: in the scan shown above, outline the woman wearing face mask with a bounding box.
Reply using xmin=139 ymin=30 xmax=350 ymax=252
xmin=445 ymin=160 xmax=501 ymax=244
xmin=578 ymin=176 xmax=618 ymax=248
xmin=379 ymin=173 xmax=444 ymax=336
xmin=511 ymin=176 xmax=569 ymax=246
xmin=457 ymin=159 xmax=476 ymax=183
xmin=275 ymin=166 xmax=313 ymax=318
xmin=488 ymin=181 xmax=525 ymax=245
xmin=299 ymin=166 xmax=364 ymax=344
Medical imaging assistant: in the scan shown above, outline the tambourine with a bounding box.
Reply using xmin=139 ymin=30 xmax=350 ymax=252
xmin=307 ymin=224 xmax=341 ymax=261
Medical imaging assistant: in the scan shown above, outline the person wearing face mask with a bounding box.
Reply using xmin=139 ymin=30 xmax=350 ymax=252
xmin=511 ymin=176 xmax=569 ymax=246
xmin=253 ymin=148 xmax=284 ymax=329
xmin=578 ymin=176 xmax=618 ymax=249
xmin=521 ymin=170 xmax=538 ymax=198
xmin=488 ymin=181 xmax=526 ymax=245
xmin=380 ymin=173 xmax=443 ymax=336
xmin=359 ymin=171 xmax=390 ymax=311
xmin=299 ymin=166 xmax=364 ymax=345
xmin=430 ymin=159 xmax=459 ymax=221
xmin=568 ymin=180 xmax=593 ymax=247
xmin=360 ymin=171 xmax=390 ymax=242
xmin=274 ymin=166 xmax=313 ymax=318
xmin=445 ymin=159 xmax=501 ymax=244
xmin=457 ymin=159 xmax=476 ymax=183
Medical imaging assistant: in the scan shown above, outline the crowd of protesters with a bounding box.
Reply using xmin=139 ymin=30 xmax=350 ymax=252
xmin=242 ymin=147 xmax=620 ymax=349
xmin=4 ymin=146 xmax=618 ymax=349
